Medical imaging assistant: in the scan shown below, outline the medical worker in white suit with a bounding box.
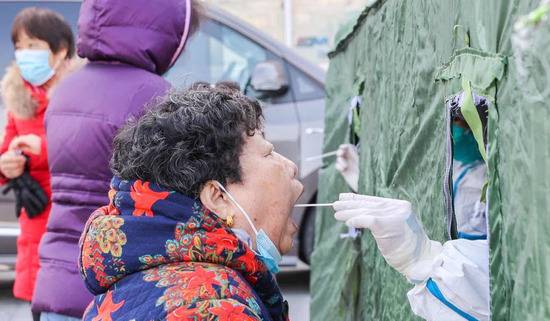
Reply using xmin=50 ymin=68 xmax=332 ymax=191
xmin=333 ymin=94 xmax=490 ymax=321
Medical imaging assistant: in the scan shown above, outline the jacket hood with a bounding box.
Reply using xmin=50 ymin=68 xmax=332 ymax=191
xmin=79 ymin=177 xmax=285 ymax=319
xmin=77 ymin=0 xmax=192 ymax=75
xmin=0 ymin=60 xmax=84 ymax=119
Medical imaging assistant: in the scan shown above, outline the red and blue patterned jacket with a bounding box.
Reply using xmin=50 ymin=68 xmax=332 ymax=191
xmin=79 ymin=177 xmax=290 ymax=321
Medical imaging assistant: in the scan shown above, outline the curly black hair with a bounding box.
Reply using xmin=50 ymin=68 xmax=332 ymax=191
xmin=111 ymin=82 xmax=264 ymax=197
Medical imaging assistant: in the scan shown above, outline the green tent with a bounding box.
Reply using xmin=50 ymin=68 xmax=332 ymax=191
xmin=311 ymin=1 xmax=550 ymax=320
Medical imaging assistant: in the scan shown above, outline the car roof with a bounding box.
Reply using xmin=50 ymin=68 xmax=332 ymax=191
xmin=0 ymin=0 xmax=325 ymax=84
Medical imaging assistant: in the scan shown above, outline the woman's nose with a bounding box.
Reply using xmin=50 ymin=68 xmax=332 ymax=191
xmin=275 ymin=152 xmax=299 ymax=178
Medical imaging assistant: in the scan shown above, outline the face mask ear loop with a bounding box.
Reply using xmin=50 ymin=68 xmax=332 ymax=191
xmin=216 ymin=182 xmax=259 ymax=235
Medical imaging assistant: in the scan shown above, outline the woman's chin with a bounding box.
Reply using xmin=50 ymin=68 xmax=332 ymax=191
xmin=279 ymin=243 xmax=293 ymax=255
xmin=279 ymin=221 xmax=298 ymax=254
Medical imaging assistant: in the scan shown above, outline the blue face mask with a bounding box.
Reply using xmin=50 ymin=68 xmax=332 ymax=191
xmin=15 ymin=49 xmax=55 ymax=86
xmin=217 ymin=182 xmax=282 ymax=274
xmin=452 ymin=124 xmax=483 ymax=164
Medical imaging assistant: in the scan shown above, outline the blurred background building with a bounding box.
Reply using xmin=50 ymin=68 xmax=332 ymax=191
xmin=204 ymin=0 xmax=366 ymax=68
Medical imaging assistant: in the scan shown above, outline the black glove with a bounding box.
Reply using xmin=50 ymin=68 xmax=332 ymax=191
xmin=19 ymin=171 xmax=48 ymax=218
xmin=2 ymin=169 xmax=48 ymax=219
xmin=2 ymin=179 xmax=23 ymax=218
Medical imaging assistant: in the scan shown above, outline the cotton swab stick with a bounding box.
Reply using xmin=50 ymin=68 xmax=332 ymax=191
xmin=304 ymin=150 xmax=338 ymax=162
xmin=294 ymin=203 xmax=335 ymax=208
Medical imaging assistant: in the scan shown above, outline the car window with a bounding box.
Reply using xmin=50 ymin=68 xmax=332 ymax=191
xmin=287 ymin=64 xmax=325 ymax=101
xmin=166 ymin=19 xmax=292 ymax=104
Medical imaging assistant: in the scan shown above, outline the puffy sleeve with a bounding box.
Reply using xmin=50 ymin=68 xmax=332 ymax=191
xmin=0 ymin=112 xmax=19 ymax=185
xmin=407 ymin=239 xmax=490 ymax=321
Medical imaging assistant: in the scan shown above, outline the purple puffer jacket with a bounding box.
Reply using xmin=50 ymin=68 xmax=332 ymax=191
xmin=32 ymin=0 xmax=192 ymax=317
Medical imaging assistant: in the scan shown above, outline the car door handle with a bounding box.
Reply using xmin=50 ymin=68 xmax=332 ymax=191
xmin=305 ymin=127 xmax=324 ymax=134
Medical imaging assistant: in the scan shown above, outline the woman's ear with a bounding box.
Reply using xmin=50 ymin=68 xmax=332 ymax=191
xmin=52 ymin=47 xmax=69 ymax=68
xmin=200 ymin=180 xmax=231 ymax=220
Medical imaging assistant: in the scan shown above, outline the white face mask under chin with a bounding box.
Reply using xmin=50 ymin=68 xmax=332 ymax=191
xmin=216 ymin=182 xmax=282 ymax=274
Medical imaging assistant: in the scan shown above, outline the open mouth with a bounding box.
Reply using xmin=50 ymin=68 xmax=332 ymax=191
xmin=289 ymin=181 xmax=306 ymax=211
xmin=291 ymin=219 xmax=298 ymax=233
xmin=294 ymin=180 xmax=305 ymax=202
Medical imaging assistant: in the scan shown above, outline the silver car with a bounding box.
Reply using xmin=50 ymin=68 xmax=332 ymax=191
xmin=0 ymin=1 xmax=325 ymax=271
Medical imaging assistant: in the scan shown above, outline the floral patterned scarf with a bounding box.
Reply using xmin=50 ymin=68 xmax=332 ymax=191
xmin=79 ymin=177 xmax=288 ymax=321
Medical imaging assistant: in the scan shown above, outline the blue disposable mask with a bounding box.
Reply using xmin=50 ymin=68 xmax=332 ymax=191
xmin=451 ymin=124 xmax=483 ymax=164
xmin=217 ymin=182 xmax=282 ymax=274
xmin=15 ymin=49 xmax=55 ymax=86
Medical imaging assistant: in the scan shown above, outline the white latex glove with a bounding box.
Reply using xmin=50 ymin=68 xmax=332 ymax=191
xmin=333 ymin=193 xmax=443 ymax=282
xmin=335 ymin=144 xmax=359 ymax=192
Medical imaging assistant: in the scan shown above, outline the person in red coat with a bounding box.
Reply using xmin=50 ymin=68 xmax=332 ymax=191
xmin=0 ymin=7 xmax=76 ymax=320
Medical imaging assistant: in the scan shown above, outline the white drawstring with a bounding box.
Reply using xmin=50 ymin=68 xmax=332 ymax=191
xmin=169 ymin=0 xmax=192 ymax=67
xmin=216 ymin=182 xmax=259 ymax=235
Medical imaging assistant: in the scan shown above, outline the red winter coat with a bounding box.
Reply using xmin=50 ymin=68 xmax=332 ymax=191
xmin=0 ymin=65 xmax=52 ymax=301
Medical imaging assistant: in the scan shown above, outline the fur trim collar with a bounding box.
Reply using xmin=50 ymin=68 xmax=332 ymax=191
xmin=0 ymin=59 xmax=85 ymax=119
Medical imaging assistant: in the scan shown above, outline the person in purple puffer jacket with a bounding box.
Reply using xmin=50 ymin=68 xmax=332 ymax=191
xmin=27 ymin=0 xmax=201 ymax=320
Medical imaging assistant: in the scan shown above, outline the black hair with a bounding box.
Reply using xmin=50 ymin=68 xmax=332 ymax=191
xmin=11 ymin=7 xmax=75 ymax=58
xmin=450 ymin=91 xmax=489 ymax=143
xmin=111 ymin=82 xmax=264 ymax=197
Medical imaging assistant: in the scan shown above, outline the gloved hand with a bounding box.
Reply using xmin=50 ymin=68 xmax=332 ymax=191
xmin=2 ymin=171 xmax=48 ymax=219
xmin=335 ymin=144 xmax=359 ymax=192
xmin=333 ymin=193 xmax=443 ymax=282
xmin=19 ymin=171 xmax=48 ymax=217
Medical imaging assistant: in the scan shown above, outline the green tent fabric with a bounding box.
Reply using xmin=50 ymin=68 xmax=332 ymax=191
xmin=310 ymin=1 xmax=550 ymax=320
xmin=489 ymin=4 xmax=550 ymax=320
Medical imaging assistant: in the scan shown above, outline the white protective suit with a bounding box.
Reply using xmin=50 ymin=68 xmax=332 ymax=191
xmin=334 ymin=143 xmax=491 ymax=321
xmin=453 ymin=160 xmax=487 ymax=239
xmin=407 ymin=239 xmax=489 ymax=321
xmin=333 ymin=191 xmax=490 ymax=321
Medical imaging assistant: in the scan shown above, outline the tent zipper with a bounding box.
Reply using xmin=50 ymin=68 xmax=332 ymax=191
xmin=444 ymin=96 xmax=458 ymax=239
